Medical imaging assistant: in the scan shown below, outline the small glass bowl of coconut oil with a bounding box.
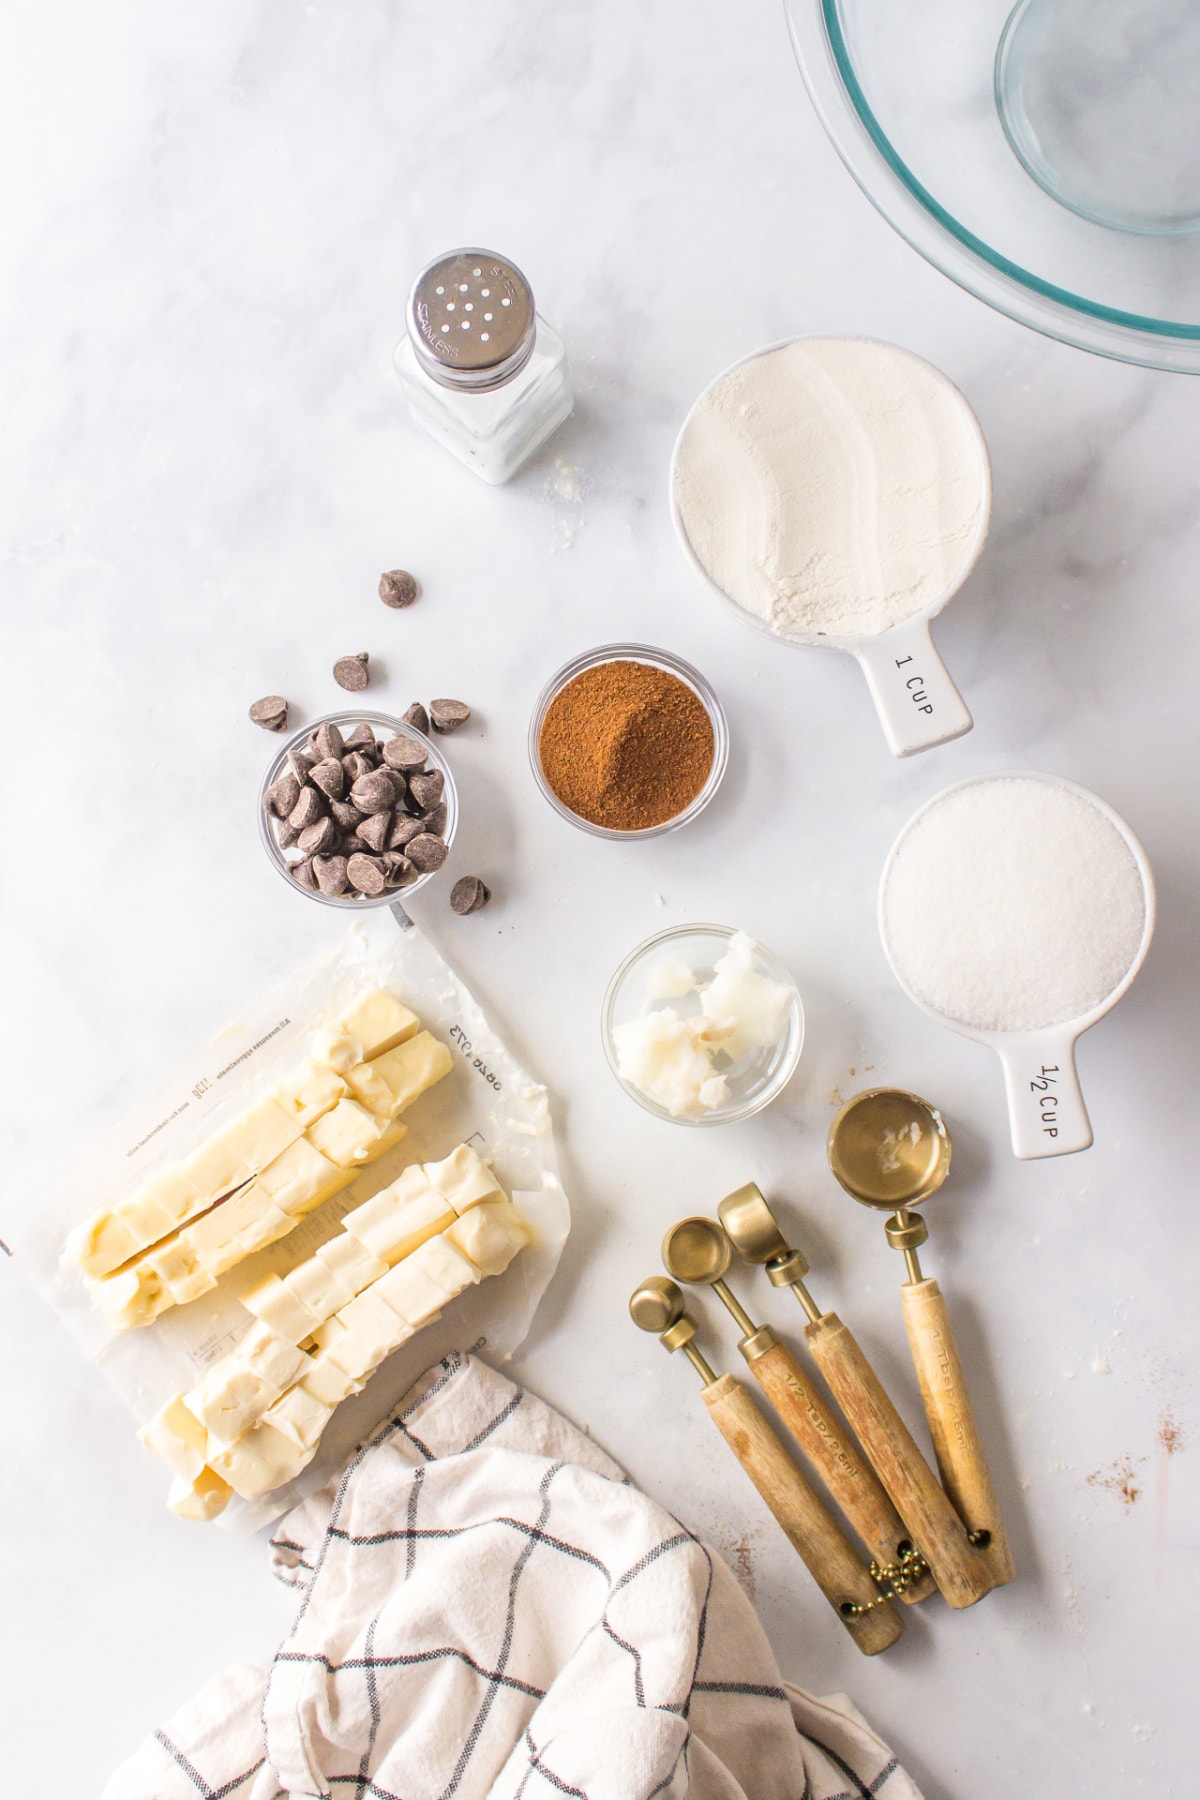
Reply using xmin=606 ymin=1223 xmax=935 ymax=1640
xmin=602 ymin=924 xmax=804 ymax=1126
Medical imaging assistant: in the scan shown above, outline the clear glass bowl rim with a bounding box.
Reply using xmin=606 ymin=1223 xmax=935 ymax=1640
xmin=785 ymin=0 xmax=1200 ymax=373
xmin=528 ymin=642 xmax=730 ymax=840
xmin=257 ymin=708 xmax=459 ymax=910
xmin=601 ymin=922 xmax=806 ymax=1126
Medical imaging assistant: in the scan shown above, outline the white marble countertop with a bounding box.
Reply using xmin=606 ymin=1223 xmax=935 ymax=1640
xmin=2 ymin=4 xmax=1197 ymax=1795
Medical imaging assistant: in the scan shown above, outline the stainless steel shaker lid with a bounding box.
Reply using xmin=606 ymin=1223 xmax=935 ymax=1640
xmin=406 ymin=249 xmax=536 ymax=390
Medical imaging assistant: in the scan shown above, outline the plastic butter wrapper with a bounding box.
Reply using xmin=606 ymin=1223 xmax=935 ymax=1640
xmin=1 ymin=916 xmax=570 ymax=1533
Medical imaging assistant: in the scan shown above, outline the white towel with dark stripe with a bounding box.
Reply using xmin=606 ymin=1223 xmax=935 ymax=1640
xmin=103 ymin=1351 xmax=922 ymax=1800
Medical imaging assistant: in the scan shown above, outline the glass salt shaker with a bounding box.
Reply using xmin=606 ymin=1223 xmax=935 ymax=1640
xmin=393 ymin=248 xmax=572 ymax=484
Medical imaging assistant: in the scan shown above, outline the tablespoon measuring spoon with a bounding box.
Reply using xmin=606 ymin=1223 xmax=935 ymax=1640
xmin=661 ymin=1216 xmax=933 ymax=1600
xmin=828 ymin=1088 xmax=1015 ymax=1588
xmin=880 ymin=769 xmax=1155 ymax=1158
xmin=670 ymin=336 xmax=990 ymax=758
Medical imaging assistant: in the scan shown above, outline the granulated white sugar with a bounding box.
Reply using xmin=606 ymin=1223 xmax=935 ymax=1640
xmin=881 ymin=775 xmax=1148 ymax=1033
xmin=674 ymin=338 xmax=988 ymax=640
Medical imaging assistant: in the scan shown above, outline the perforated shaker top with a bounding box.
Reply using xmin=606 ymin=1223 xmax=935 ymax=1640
xmin=406 ymin=249 xmax=536 ymax=390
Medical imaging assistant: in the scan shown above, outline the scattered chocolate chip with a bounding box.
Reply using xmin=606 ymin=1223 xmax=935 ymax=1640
xmin=334 ymin=653 xmax=370 ymax=693
xmin=308 ymin=758 xmax=346 ymax=801
xmin=382 ymin=735 xmax=428 ymax=773
xmin=450 ymin=875 xmax=490 ymax=915
xmin=389 ymin=814 xmax=425 ymax=850
xmin=356 ymin=811 xmax=392 ymax=853
xmin=402 ymin=701 xmax=430 ymax=733
xmin=249 ymin=696 xmax=289 ymax=733
xmin=313 ymin=853 xmax=349 ymax=896
xmin=346 ymin=852 xmax=386 ymax=896
xmin=429 ymin=698 xmax=470 ymax=733
xmin=297 ymin=816 xmax=338 ymax=856
xmin=265 ymin=772 xmax=301 ymax=818
xmin=277 ymin=818 xmax=301 ymax=850
xmin=406 ymin=832 xmax=449 ymax=873
xmin=287 ymin=747 xmax=316 ymax=782
xmin=349 ymin=770 xmax=396 ymax=815
xmin=291 ymin=857 xmax=317 ymax=890
xmin=379 ymin=569 xmax=419 ymax=609
xmin=382 ymin=851 xmax=418 ymax=888
xmin=409 ymin=769 xmax=444 ymax=810
xmin=314 ymin=720 xmax=345 ymax=763
xmin=288 ymin=786 xmax=326 ymax=831
xmin=343 ymin=723 xmax=376 ymax=753
xmin=330 ymin=799 xmax=364 ymax=832
xmin=421 ymin=800 xmax=449 ymax=837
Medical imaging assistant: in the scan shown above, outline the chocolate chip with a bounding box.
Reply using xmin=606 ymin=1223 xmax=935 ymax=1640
xmin=288 ymin=786 xmax=326 ymax=831
xmin=291 ymin=857 xmax=317 ymax=890
xmin=450 ymin=876 xmax=490 ymax=915
xmin=265 ymin=772 xmax=301 ymax=818
xmin=330 ymin=799 xmax=364 ymax=832
xmin=382 ymin=735 xmax=428 ymax=772
xmin=429 ymin=698 xmax=469 ymax=733
xmin=349 ymin=770 xmax=396 ymax=815
xmin=421 ymin=800 xmax=449 ymax=837
xmin=402 ymin=702 xmax=429 ymax=734
xmin=287 ymin=747 xmax=316 ymax=782
xmin=297 ymin=816 xmax=338 ymax=856
xmin=389 ymin=814 xmax=425 ymax=850
xmin=314 ymin=720 xmax=344 ymax=762
xmin=277 ymin=818 xmax=301 ymax=850
xmin=250 ymin=695 xmax=289 ymax=732
xmin=309 ymin=758 xmax=346 ymax=801
xmin=379 ymin=569 xmax=418 ymax=609
xmin=346 ymin=852 xmax=386 ymax=896
xmin=334 ymin=653 xmax=370 ymax=693
xmin=405 ymin=832 xmax=448 ymax=873
xmin=356 ymin=811 xmax=392 ymax=853
xmin=408 ymin=769 xmax=444 ymax=810
xmin=343 ymin=723 xmax=376 ymax=754
xmin=382 ymin=851 xmax=419 ymax=888
xmin=313 ymin=854 xmax=349 ymax=896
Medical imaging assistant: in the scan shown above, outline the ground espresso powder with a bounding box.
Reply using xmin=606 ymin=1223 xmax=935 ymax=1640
xmin=538 ymin=659 xmax=715 ymax=830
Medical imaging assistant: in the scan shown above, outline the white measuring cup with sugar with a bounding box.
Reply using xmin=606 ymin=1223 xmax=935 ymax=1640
xmin=670 ymin=337 xmax=991 ymax=758
xmin=878 ymin=770 xmax=1155 ymax=1159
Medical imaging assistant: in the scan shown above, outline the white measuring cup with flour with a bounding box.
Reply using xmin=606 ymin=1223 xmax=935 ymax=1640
xmin=879 ymin=771 xmax=1155 ymax=1159
xmin=670 ymin=337 xmax=991 ymax=758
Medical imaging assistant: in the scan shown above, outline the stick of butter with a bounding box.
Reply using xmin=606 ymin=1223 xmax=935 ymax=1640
xmin=444 ymin=1202 xmax=530 ymax=1278
xmin=344 ymin=1032 xmax=452 ymax=1118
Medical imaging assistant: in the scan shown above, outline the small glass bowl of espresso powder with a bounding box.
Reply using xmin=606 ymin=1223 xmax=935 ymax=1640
xmin=530 ymin=644 xmax=728 ymax=836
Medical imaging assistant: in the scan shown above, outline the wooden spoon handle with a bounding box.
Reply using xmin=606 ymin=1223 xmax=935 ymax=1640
xmin=702 ymin=1373 xmax=902 ymax=1655
xmin=900 ymin=1279 xmax=1014 ymax=1587
xmin=803 ymin=1313 xmax=994 ymax=1609
xmin=746 ymin=1339 xmax=935 ymax=1603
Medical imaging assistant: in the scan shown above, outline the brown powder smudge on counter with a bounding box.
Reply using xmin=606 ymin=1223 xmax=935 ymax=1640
xmin=1158 ymin=1414 xmax=1184 ymax=1457
xmin=538 ymin=659 xmax=714 ymax=831
xmin=1086 ymin=1454 xmax=1145 ymax=1508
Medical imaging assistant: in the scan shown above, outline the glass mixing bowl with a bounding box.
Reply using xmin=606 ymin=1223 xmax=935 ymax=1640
xmin=786 ymin=0 xmax=1200 ymax=371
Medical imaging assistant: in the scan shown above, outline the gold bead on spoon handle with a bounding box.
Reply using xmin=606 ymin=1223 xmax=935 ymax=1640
xmin=828 ymin=1087 xmax=1014 ymax=1587
xmin=629 ymin=1278 xmax=903 ymax=1656
xmin=662 ymin=1218 xmax=930 ymax=1604
xmin=719 ymin=1184 xmax=994 ymax=1610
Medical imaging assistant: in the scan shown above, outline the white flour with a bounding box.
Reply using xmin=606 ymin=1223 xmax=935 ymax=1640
xmin=674 ymin=338 xmax=988 ymax=640
xmin=881 ymin=775 xmax=1148 ymax=1033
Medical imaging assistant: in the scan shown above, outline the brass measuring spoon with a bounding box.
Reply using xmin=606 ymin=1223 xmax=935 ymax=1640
xmin=629 ymin=1278 xmax=901 ymax=1655
xmin=828 ymin=1088 xmax=1014 ymax=1587
xmin=661 ymin=1218 xmax=932 ymax=1603
xmin=718 ymin=1183 xmax=993 ymax=1609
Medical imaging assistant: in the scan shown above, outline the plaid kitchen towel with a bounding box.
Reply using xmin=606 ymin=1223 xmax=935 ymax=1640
xmin=103 ymin=1351 xmax=922 ymax=1800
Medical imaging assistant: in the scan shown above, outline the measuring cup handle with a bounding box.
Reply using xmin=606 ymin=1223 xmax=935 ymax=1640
xmin=853 ymin=618 xmax=972 ymax=757
xmin=997 ymin=1031 xmax=1092 ymax=1159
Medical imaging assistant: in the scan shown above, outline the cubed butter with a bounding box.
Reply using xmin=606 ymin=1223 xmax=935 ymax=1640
xmin=185 ymin=1186 xmax=273 ymax=1262
xmin=87 ymin=1264 xmax=167 ymax=1330
xmin=263 ymin=1384 xmax=333 ymax=1452
xmin=298 ymin=1348 xmax=365 ymax=1407
xmin=339 ymin=989 xmax=420 ymax=1060
xmin=62 ymin=1211 xmax=141 ymax=1280
xmin=142 ymin=1234 xmax=208 ymax=1303
xmin=273 ymin=1058 xmax=348 ymax=1128
xmin=310 ymin=1024 xmax=364 ymax=1075
xmin=142 ymin=1164 xmax=205 ymax=1224
xmin=342 ymin=1176 xmax=451 ymax=1266
xmin=408 ymin=1231 xmax=480 ymax=1302
xmin=323 ymin=1287 xmax=414 ymax=1381
xmin=216 ymin=1095 xmax=308 ymax=1172
xmin=229 ymin=1203 xmax=295 ymax=1263
xmin=138 ymin=1394 xmax=209 ymax=1482
xmin=307 ymin=1099 xmax=407 ymax=1169
xmin=255 ymin=1138 xmax=354 ymax=1217
xmin=344 ymin=1031 xmax=451 ymax=1118
xmin=444 ymin=1201 xmax=530 ymax=1278
xmin=208 ymin=1421 xmax=313 ymax=1500
xmin=181 ymin=1136 xmax=254 ymax=1206
xmin=184 ymin=1365 xmax=276 ymax=1445
xmin=425 ymin=1144 xmax=506 ymax=1215
xmin=240 ymin=1271 xmax=321 ymax=1344
xmin=284 ymin=1255 xmax=354 ymax=1323
xmin=373 ymin=1234 xmax=476 ymax=1328
xmin=315 ymin=1232 xmax=387 ymax=1295
xmin=238 ymin=1320 xmax=308 ymax=1390
xmin=167 ymin=1467 xmax=233 ymax=1522
xmin=113 ymin=1188 xmax=178 ymax=1249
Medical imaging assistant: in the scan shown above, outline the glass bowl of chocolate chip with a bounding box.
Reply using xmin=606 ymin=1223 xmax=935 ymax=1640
xmin=259 ymin=710 xmax=458 ymax=907
xmin=529 ymin=643 xmax=729 ymax=839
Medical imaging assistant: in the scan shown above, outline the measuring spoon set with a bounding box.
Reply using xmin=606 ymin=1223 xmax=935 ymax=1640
xmin=629 ymin=1086 xmax=1011 ymax=1655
